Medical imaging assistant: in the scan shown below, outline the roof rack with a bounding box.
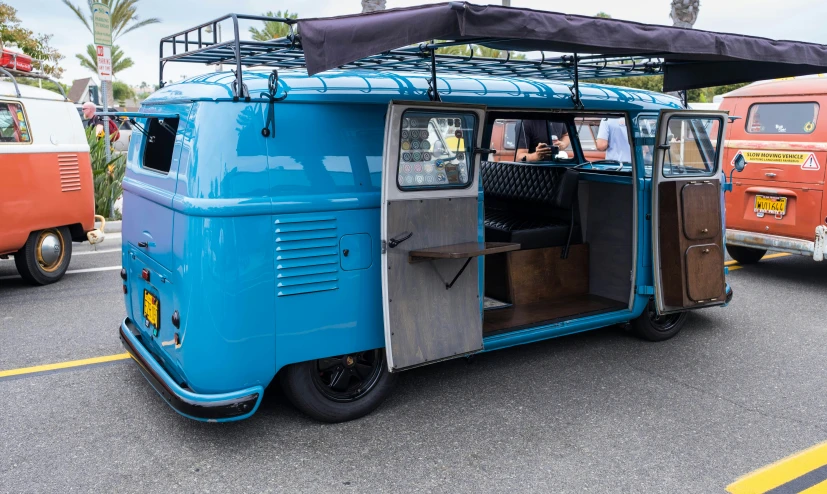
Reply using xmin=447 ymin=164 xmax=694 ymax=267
xmin=0 ymin=67 xmax=68 ymax=101
xmin=159 ymin=13 xmax=665 ymax=104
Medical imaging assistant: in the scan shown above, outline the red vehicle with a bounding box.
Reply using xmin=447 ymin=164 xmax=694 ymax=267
xmin=488 ymin=118 xmax=606 ymax=162
xmin=721 ymin=78 xmax=827 ymax=263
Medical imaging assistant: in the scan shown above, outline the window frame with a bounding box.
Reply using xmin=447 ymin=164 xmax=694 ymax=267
xmin=745 ymin=101 xmax=820 ymax=135
xmin=660 ymin=115 xmax=724 ymax=179
xmin=0 ymin=100 xmax=33 ymax=145
xmin=395 ymin=109 xmax=478 ymax=192
xmin=140 ymin=116 xmax=180 ymax=175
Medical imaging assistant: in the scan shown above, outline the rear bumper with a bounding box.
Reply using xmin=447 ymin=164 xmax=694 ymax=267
xmin=119 ymin=318 xmax=263 ymax=422
xmin=726 ymin=229 xmax=816 ymax=257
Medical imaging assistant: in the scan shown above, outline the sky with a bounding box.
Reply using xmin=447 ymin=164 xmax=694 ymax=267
xmin=14 ymin=0 xmax=827 ymax=87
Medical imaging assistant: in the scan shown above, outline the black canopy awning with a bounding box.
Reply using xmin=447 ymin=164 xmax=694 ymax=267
xmin=297 ymin=2 xmax=827 ymax=91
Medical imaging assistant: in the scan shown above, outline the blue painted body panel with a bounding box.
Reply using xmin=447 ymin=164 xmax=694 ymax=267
xmin=121 ymin=69 xmax=699 ymax=421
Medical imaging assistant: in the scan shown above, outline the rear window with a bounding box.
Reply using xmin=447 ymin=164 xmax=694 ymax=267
xmin=0 ymin=102 xmax=31 ymax=143
xmin=143 ymin=117 xmax=179 ymax=174
xmin=746 ymin=102 xmax=819 ymax=134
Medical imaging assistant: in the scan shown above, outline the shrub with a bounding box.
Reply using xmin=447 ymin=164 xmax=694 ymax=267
xmin=86 ymin=126 xmax=126 ymax=219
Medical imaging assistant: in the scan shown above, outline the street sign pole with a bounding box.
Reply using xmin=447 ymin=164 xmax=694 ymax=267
xmin=92 ymin=2 xmax=114 ymax=217
xmin=92 ymin=3 xmax=113 ymax=161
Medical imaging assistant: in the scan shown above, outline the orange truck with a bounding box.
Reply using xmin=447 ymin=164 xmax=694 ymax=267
xmin=721 ymin=78 xmax=827 ymax=263
xmin=0 ymin=71 xmax=104 ymax=285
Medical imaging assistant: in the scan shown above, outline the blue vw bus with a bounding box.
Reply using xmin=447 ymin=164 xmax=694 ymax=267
xmin=117 ymin=7 xmax=827 ymax=423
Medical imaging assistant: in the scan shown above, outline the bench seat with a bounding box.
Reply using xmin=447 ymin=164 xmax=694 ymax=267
xmin=481 ymin=161 xmax=580 ymax=250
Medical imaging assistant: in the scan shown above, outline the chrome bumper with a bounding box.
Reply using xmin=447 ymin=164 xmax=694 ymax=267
xmin=726 ymin=229 xmax=823 ymax=259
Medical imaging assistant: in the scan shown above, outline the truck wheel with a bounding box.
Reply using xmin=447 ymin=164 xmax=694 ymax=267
xmin=14 ymin=227 xmax=72 ymax=285
xmin=280 ymin=349 xmax=397 ymax=423
xmin=632 ymin=301 xmax=688 ymax=342
xmin=726 ymin=245 xmax=767 ymax=264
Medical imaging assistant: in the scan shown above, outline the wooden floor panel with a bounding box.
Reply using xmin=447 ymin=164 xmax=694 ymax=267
xmin=482 ymin=294 xmax=628 ymax=335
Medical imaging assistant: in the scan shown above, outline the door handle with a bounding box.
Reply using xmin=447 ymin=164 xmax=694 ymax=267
xmin=388 ymin=232 xmax=413 ymax=248
xmin=701 ymin=228 xmax=709 ymax=234
xmin=765 ymin=172 xmax=777 ymax=178
xmin=137 ymin=241 xmax=148 ymax=248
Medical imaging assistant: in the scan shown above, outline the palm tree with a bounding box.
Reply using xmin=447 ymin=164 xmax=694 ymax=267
xmin=361 ymin=0 xmax=386 ymax=13
xmin=62 ymin=0 xmax=158 ymax=76
xmin=669 ymin=0 xmax=700 ymax=28
xmin=76 ymin=44 xmax=133 ymax=74
xmin=61 ymin=0 xmax=160 ymax=41
xmin=249 ymin=10 xmax=298 ymax=40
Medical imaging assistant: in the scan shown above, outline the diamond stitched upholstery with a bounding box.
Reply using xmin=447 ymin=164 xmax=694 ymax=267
xmin=481 ymin=161 xmax=580 ymax=249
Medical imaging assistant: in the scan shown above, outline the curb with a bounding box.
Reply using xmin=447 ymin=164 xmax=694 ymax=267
xmin=95 ymin=220 xmax=122 ymax=233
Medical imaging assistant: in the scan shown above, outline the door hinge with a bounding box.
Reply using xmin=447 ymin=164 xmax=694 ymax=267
xmin=381 ymin=240 xmax=387 ymax=254
xmin=636 ymin=285 xmax=655 ymax=295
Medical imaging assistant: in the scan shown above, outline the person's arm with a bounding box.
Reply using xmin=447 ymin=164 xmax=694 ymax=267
xmin=555 ymin=132 xmax=571 ymax=151
xmin=595 ymin=119 xmax=610 ymax=151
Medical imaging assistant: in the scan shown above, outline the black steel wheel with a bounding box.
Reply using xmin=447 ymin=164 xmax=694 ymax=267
xmin=726 ymin=245 xmax=767 ymax=265
xmin=14 ymin=227 xmax=72 ymax=285
xmin=280 ymin=349 xmax=397 ymax=422
xmin=631 ymin=300 xmax=688 ymax=342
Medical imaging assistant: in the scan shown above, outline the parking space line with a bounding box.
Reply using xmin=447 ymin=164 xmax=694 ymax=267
xmin=0 ymin=248 xmax=121 ymax=261
xmin=727 ymin=441 xmax=827 ymax=494
xmin=727 ymin=252 xmax=792 ymax=272
xmin=0 ymin=353 xmax=131 ymax=379
xmin=0 ymin=265 xmax=121 ymax=280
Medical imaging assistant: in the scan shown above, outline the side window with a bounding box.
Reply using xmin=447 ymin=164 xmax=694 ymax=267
xmin=661 ymin=116 xmax=722 ymax=177
xmin=747 ymin=102 xmax=819 ymax=134
xmin=397 ymin=111 xmax=475 ymax=190
xmin=574 ymin=118 xmax=597 ymax=151
xmin=0 ymin=102 xmax=32 ymax=143
xmin=142 ymin=117 xmax=179 ymax=174
xmin=503 ymin=121 xmax=517 ymax=150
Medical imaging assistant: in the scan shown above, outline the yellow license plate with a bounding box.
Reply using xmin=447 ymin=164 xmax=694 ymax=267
xmin=143 ymin=290 xmax=160 ymax=329
xmin=754 ymin=195 xmax=787 ymax=216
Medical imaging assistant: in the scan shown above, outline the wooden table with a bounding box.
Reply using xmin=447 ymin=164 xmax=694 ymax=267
xmin=408 ymin=242 xmax=521 ymax=289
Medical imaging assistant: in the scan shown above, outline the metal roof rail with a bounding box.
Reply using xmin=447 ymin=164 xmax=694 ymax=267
xmin=0 ymin=66 xmax=68 ymax=101
xmin=157 ymin=12 xmax=667 ymax=101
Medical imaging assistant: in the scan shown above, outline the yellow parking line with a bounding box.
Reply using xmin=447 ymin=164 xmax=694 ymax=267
xmin=727 ymin=252 xmax=792 ymax=270
xmin=0 ymin=353 xmax=130 ymax=379
xmin=727 ymin=441 xmax=827 ymax=494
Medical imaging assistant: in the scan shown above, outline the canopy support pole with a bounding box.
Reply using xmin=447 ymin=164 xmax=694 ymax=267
xmin=427 ymin=42 xmax=441 ymax=102
xmin=571 ymin=53 xmax=584 ymax=110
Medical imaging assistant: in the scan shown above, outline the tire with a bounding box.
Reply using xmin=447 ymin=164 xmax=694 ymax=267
xmin=726 ymin=244 xmax=767 ymax=265
xmin=280 ymin=349 xmax=397 ymax=423
xmin=631 ymin=300 xmax=688 ymax=342
xmin=13 ymin=227 xmax=72 ymax=286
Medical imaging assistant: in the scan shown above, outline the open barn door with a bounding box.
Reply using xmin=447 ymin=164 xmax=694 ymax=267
xmin=380 ymin=102 xmax=487 ymax=372
xmin=652 ymin=110 xmax=729 ymax=314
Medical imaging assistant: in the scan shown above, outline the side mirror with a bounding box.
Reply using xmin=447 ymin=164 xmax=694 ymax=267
xmin=733 ymin=153 xmax=748 ymax=172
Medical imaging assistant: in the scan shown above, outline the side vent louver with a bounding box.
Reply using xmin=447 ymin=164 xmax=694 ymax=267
xmin=274 ymin=215 xmax=339 ymax=297
xmin=58 ymin=154 xmax=81 ymax=192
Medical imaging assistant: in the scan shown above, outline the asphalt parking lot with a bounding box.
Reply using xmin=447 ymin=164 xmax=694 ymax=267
xmin=1 ymin=236 xmax=825 ymax=493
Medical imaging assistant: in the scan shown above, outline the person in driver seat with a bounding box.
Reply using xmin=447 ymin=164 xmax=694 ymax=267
xmin=515 ymin=120 xmax=570 ymax=162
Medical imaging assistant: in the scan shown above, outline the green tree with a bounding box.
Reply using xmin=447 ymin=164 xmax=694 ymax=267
xmin=590 ymin=74 xmax=748 ymax=103
xmin=595 ymin=12 xmax=612 ymax=18
xmin=249 ymin=10 xmax=298 ymax=40
xmin=76 ymin=44 xmax=134 ymax=75
xmin=61 ymin=0 xmax=160 ymax=41
xmin=111 ymin=80 xmax=134 ymax=105
xmin=61 ymin=0 xmax=160 ymax=76
xmin=436 ymin=43 xmax=526 ymax=60
xmin=0 ymin=3 xmax=64 ymax=77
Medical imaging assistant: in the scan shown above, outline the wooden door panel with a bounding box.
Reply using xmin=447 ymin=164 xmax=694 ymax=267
xmin=658 ymin=180 xmax=725 ymax=310
xmin=685 ymin=244 xmax=725 ymax=301
xmin=681 ymin=182 xmax=720 ymax=241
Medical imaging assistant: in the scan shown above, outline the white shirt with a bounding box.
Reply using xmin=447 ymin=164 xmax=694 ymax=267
xmin=597 ymin=118 xmax=632 ymax=162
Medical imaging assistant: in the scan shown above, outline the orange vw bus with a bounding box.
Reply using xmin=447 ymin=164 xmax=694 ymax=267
xmin=0 ymin=72 xmax=104 ymax=284
xmin=721 ymin=78 xmax=827 ymax=263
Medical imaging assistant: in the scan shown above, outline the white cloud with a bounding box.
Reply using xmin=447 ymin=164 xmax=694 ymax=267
xmin=17 ymin=0 xmax=827 ymax=87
